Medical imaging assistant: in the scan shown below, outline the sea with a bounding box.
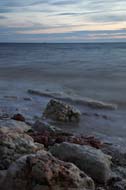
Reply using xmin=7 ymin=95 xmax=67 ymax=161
xmin=0 ymin=43 xmax=126 ymax=138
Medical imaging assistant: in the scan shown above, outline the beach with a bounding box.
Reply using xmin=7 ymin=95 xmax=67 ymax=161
xmin=0 ymin=43 xmax=126 ymax=189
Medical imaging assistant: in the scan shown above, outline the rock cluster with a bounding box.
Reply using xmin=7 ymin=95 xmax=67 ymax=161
xmin=0 ymin=99 xmax=126 ymax=190
xmin=29 ymin=130 xmax=103 ymax=149
xmin=0 ymin=151 xmax=95 ymax=190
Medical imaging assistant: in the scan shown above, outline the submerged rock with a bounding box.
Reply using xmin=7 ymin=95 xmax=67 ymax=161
xmin=43 ymin=99 xmax=81 ymax=122
xmin=27 ymin=89 xmax=117 ymax=110
xmin=50 ymin=142 xmax=112 ymax=184
xmin=0 ymin=151 xmax=95 ymax=190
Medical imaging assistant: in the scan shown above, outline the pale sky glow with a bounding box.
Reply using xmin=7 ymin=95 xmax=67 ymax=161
xmin=0 ymin=0 xmax=126 ymax=42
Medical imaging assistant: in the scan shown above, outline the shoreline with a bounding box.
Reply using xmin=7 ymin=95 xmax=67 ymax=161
xmin=0 ymin=89 xmax=126 ymax=137
xmin=0 ymin=95 xmax=126 ymax=189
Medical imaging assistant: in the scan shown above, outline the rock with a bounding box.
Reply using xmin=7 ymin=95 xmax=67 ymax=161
xmin=102 ymin=141 xmax=126 ymax=166
xmin=0 ymin=170 xmax=7 ymax=185
xmin=43 ymin=99 xmax=81 ymax=122
xmin=112 ymin=179 xmax=126 ymax=190
xmin=50 ymin=142 xmax=112 ymax=184
xmin=96 ymin=187 xmax=106 ymax=190
xmin=0 ymin=151 xmax=95 ymax=190
xmin=11 ymin=113 xmax=25 ymax=122
xmin=29 ymin=131 xmax=103 ymax=149
xmin=33 ymin=119 xmax=62 ymax=134
xmin=0 ymin=113 xmax=9 ymax=120
xmin=0 ymin=132 xmax=44 ymax=170
xmin=0 ymin=119 xmax=31 ymax=134
xmin=23 ymin=97 xmax=32 ymax=101
xmin=114 ymin=166 xmax=126 ymax=179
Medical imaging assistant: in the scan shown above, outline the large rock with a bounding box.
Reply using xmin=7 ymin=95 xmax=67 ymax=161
xmin=0 ymin=132 xmax=44 ymax=170
xmin=0 ymin=119 xmax=31 ymax=134
xmin=43 ymin=99 xmax=81 ymax=122
xmin=0 ymin=151 xmax=95 ymax=190
xmin=50 ymin=142 xmax=112 ymax=184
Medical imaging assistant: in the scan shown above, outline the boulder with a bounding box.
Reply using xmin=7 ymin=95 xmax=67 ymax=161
xmin=0 ymin=151 xmax=95 ymax=190
xmin=0 ymin=119 xmax=31 ymax=134
xmin=50 ymin=142 xmax=112 ymax=184
xmin=43 ymin=99 xmax=81 ymax=122
xmin=0 ymin=132 xmax=44 ymax=170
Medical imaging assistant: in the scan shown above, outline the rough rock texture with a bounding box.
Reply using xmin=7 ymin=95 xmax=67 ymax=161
xmin=33 ymin=120 xmax=62 ymax=134
xmin=0 ymin=151 xmax=95 ymax=190
xmin=43 ymin=99 xmax=81 ymax=122
xmin=108 ymin=178 xmax=126 ymax=190
xmin=50 ymin=142 xmax=112 ymax=184
xmin=102 ymin=143 xmax=126 ymax=166
xmin=114 ymin=166 xmax=126 ymax=179
xmin=29 ymin=131 xmax=103 ymax=149
xmin=0 ymin=119 xmax=31 ymax=134
xmin=0 ymin=132 xmax=44 ymax=170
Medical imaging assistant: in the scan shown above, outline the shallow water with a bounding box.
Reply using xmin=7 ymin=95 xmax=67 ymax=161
xmin=0 ymin=43 xmax=126 ymax=137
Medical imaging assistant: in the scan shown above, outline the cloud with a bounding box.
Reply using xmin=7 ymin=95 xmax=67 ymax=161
xmin=0 ymin=15 xmax=7 ymax=19
xmin=86 ymin=14 xmax=126 ymax=23
xmin=0 ymin=0 xmax=126 ymax=42
xmin=51 ymin=0 xmax=79 ymax=6
xmin=1 ymin=26 xmax=126 ymax=42
xmin=0 ymin=8 xmax=13 ymax=13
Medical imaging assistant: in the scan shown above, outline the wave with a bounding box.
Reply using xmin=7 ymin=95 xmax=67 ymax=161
xmin=28 ymin=89 xmax=117 ymax=110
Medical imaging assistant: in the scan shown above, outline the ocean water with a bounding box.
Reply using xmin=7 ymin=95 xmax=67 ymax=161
xmin=0 ymin=43 xmax=126 ymax=137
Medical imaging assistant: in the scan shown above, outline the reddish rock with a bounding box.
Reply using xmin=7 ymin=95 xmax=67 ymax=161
xmin=0 ymin=130 xmax=44 ymax=170
xmin=11 ymin=113 xmax=25 ymax=122
xmin=28 ymin=131 xmax=103 ymax=149
xmin=0 ymin=151 xmax=95 ymax=190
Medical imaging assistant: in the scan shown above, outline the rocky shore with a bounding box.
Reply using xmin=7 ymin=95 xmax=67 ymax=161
xmin=0 ymin=98 xmax=126 ymax=190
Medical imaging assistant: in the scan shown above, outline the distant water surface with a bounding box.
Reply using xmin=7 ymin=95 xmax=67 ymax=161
xmin=0 ymin=43 xmax=126 ymax=108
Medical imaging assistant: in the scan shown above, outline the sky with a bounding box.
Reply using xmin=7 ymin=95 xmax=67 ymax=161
xmin=0 ymin=0 xmax=126 ymax=42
